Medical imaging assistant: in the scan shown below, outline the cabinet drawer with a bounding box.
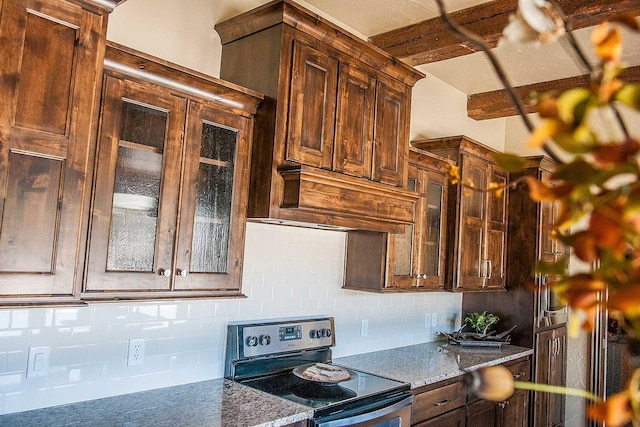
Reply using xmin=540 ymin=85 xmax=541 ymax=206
xmin=507 ymin=359 xmax=531 ymax=382
xmin=412 ymin=381 xmax=466 ymax=423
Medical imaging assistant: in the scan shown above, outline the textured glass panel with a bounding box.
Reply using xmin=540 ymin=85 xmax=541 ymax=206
xmin=490 ymin=173 xmax=506 ymax=222
xmin=467 ymin=166 xmax=484 ymax=219
xmin=107 ymin=144 xmax=163 ymax=272
xmin=120 ymin=101 xmax=167 ymax=150
xmin=393 ymin=224 xmax=413 ymax=276
xmin=191 ymin=123 xmax=237 ymax=273
xmin=424 ymin=182 xmax=443 ymax=276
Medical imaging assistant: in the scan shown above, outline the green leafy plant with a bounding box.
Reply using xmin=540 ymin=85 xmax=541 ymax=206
xmin=464 ymin=311 xmax=500 ymax=335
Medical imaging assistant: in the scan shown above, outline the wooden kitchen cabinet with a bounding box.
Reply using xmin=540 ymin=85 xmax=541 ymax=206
xmin=83 ymin=43 xmax=261 ymax=299
xmin=412 ymin=136 xmax=508 ymax=291
xmin=466 ymin=358 xmax=530 ymax=427
xmin=535 ymin=326 xmax=566 ymax=427
xmin=463 ymin=156 xmax=567 ymax=426
xmin=215 ymin=0 xmax=423 ymax=233
xmin=343 ymin=148 xmax=451 ymax=292
xmin=411 ymin=357 xmax=530 ymax=427
xmin=415 ymin=406 xmax=465 ymax=427
xmin=0 ymin=0 xmax=113 ymax=304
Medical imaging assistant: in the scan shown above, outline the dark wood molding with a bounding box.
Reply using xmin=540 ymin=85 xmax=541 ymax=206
xmin=369 ymin=0 xmax=640 ymax=66
xmin=467 ymin=65 xmax=640 ymax=120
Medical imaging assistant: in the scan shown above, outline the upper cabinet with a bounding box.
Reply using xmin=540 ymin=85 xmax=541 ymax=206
xmin=413 ymin=136 xmax=509 ymax=292
xmin=343 ymin=147 xmax=452 ymax=292
xmin=82 ymin=43 xmax=262 ymax=300
xmin=0 ymin=0 xmax=113 ymax=303
xmin=215 ymin=0 xmax=424 ymax=233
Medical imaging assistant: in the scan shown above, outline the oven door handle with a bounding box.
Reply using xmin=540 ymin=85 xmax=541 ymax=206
xmin=313 ymin=395 xmax=414 ymax=427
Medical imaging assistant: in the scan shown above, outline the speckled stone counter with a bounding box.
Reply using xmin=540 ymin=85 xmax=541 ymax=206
xmin=0 ymin=378 xmax=313 ymax=427
xmin=334 ymin=341 xmax=533 ymax=389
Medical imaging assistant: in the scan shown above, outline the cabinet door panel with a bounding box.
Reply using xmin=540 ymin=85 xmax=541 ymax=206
xmin=85 ymin=77 xmax=185 ymax=292
xmin=458 ymin=224 xmax=484 ymax=289
xmin=500 ymin=391 xmax=528 ymax=427
xmin=415 ymin=406 xmax=465 ymax=427
xmin=14 ymin=12 xmax=76 ymax=134
xmin=333 ymin=64 xmax=374 ymax=179
xmin=372 ymin=77 xmax=407 ymax=187
xmin=484 ymin=228 xmax=506 ymax=289
xmin=419 ymin=173 xmax=447 ymax=288
xmin=534 ymin=327 xmax=566 ymax=426
xmin=0 ymin=0 xmax=105 ymax=298
xmin=286 ymin=41 xmax=337 ymax=169
xmin=467 ymin=399 xmax=498 ymax=427
xmin=174 ymin=102 xmax=251 ymax=291
xmin=0 ymin=153 xmax=62 ymax=272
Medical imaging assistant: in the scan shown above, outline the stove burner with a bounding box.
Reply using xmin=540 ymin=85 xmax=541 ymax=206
xmin=292 ymin=382 xmax=357 ymax=402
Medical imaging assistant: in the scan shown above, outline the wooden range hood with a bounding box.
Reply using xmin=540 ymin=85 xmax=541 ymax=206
xmin=216 ymin=0 xmax=423 ymax=233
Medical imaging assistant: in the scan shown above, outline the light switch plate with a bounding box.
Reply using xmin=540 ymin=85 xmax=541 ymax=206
xmin=27 ymin=346 xmax=50 ymax=378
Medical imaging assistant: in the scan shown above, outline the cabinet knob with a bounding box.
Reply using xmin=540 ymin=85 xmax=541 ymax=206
xmin=177 ymin=269 xmax=188 ymax=277
xmin=159 ymin=268 xmax=172 ymax=277
xmin=513 ymin=371 xmax=526 ymax=380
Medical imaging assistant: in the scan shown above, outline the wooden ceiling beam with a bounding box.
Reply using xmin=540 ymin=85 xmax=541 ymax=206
xmin=370 ymin=0 xmax=640 ymax=66
xmin=467 ymin=65 xmax=640 ymax=120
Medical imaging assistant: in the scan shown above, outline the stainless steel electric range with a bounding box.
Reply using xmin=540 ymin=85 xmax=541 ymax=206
xmin=224 ymin=317 xmax=413 ymax=427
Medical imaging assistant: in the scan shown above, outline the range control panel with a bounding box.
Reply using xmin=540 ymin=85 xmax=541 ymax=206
xmin=235 ymin=318 xmax=335 ymax=358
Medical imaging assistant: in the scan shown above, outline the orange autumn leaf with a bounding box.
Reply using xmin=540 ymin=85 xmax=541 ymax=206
xmin=587 ymin=391 xmax=633 ymax=427
xmin=590 ymin=205 xmax=626 ymax=253
xmin=591 ymin=22 xmax=622 ymax=63
xmin=593 ymin=138 xmax=640 ymax=166
xmin=611 ymin=13 xmax=640 ymax=31
xmin=607 ymin=286 xmax=640 ymax=314
xmin=557 ymin=274 xmax=606 ymax=310
xmin=573 ymin=232 xmax=598 ymax=263
xmin=596 ymin=77 xmax=624 ymax=103
xmin=524 ymin=176 xmax=574 ymax=202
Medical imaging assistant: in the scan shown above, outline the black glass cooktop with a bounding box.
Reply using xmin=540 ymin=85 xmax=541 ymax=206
xmin=239 ymin=364 xmax=409 ymax=410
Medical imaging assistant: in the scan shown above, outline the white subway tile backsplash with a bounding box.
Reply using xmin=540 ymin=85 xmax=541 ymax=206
xmin=5 ymin=351 xmax=27 ymax=372
xmin=54 ymin=307 xmax=91 ymax=327
xmin=0 ymin=311 xmax=10 ymax=329
xmin=0 ymin=222 xmax=461 ymax=415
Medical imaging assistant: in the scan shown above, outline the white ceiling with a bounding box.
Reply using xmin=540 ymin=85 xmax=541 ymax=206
xmin=302 ymin=0 xmax=640 ymax=95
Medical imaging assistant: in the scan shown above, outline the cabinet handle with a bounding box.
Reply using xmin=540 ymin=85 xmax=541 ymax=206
xmin=513 ymin=371 xmax=526 ymax=380
xmin=159 ymin=268 xmax=172 ymax=277
xmin=479 ymin=260 xmax=486 ymax=279
xmin=434 ymin=399 xmax=451 ymax=407
xmin=486 ymin=260 xmax=492 ymax=279
xmin=177 ymin=269 xmax=188 ymax=277
xmin=498 ymin=400 xmax=509 ymax=409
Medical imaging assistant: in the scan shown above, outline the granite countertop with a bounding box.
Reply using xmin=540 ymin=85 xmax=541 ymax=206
xmin=1 ymin=342 xmax=532 ymax=426
xmin=0 ymin=379 xmax=313 ymax=427
xmin=333 ymin=341 xmax=533 ymax=389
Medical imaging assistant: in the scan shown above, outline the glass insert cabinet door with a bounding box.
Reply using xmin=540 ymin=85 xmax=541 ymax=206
xmin=173 ymin=102 xmax=248 ymax=291
xmin=84 ymin=75 xmax=250 ymax=295
xmin=85 ymin=76 xmax=185 ymax=292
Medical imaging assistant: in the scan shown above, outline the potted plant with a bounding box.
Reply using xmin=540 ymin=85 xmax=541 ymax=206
xmin=464 ymin=311 xmax=500 ymax=335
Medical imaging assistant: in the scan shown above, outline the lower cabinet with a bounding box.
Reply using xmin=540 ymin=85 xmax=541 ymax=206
xmin=534 ymin=326 xmax=567 ymax=426
xmin=416 ymin=406 xmax=465 ymax=427
xmin=467 ymin=389 xmax=529 ymax=427
xmin=410 ymin=357 xmax=530 ymax=427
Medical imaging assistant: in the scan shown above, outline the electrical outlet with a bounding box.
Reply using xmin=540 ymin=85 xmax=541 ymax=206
xmin=361 ymin=319 xmax=369 ymax=337
xmin=431 ymin=313 xmax=437 ymax=328
xmin=127 ymin=338 xmax=145 ymax=366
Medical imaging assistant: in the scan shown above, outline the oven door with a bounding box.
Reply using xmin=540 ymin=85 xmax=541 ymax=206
xmin=310 ymin=395 xmax=413 ymax=427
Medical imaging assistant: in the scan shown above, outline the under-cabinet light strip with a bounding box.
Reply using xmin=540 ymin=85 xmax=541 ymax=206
xmin=103 ymin=59 xmax=246 ymax=110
